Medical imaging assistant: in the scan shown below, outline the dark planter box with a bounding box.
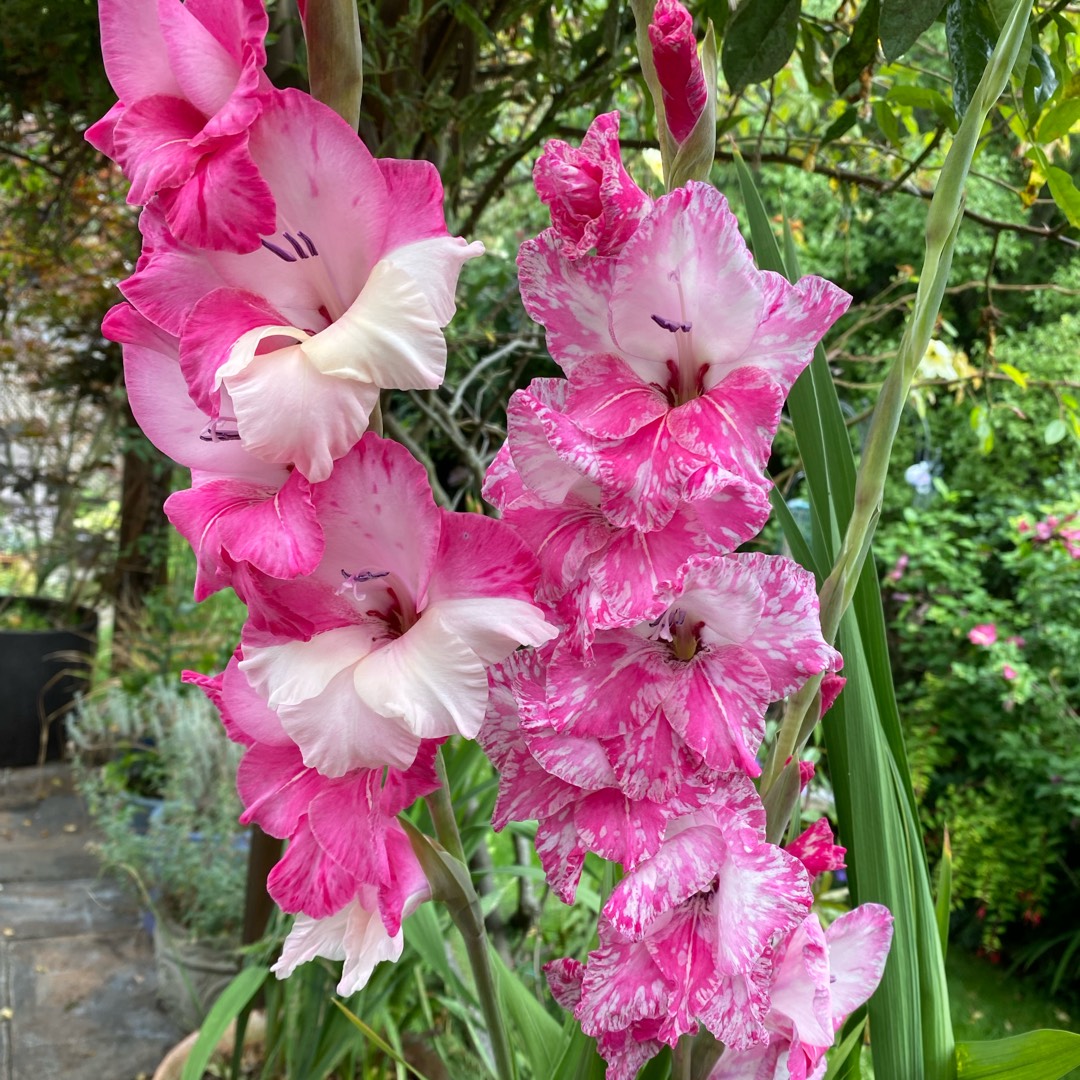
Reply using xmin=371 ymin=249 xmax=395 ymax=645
xmin=0 ymin=598 xmax=98 ymax=767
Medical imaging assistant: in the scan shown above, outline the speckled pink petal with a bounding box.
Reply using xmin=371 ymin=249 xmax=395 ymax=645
xmin=710 ymin=828 xmax=812 ymax=975
xmin=664 ymin=645 xmax=771 ymax=775
xmin=517 ymin=231 xmax=616 ymax=373
xmin=533 ymin=111 xmax=650 ymax=260
xmin=770 ymin=915 xmax=833 ymax=1051
xmin=786 ymin=818 xmax=846 ymax=881
xmin=267 ymin=818 xmax=357 ymax=918
xmin=731 ymin=551 xmax=842 ymax=698
xmin=607 ymin=184 xmax=762 ymax=386
xmin=824 ymin=903 xmax=894 ymax=1023
xmin=545 ymin=632 xmax=671 ymax=737
xmin=702 ymin=269 xmax=850 ymax=394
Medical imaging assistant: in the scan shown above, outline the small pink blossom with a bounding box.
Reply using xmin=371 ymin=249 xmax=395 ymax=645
xmin=86 ymin=0 xmax=275 ymax=251
xmin=968 ymin=623 xmax=997 ymax=647
xmin=533 ymin=112 xmax=651 ymax=260
xmin=709 ymin=905 xmax=894 ymax=1080
xmin=786 ymin=818 xmax=846 ymax=881
xmin=648 ymin=0 xmax=708 ymax=144
xmin=886 ymin=553 xmax=909 ymax=581
xmin=1002 ymin=664 xmax=1018 ymax=681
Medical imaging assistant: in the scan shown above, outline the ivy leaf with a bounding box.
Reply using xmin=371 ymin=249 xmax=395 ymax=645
xmin=880 ymin=0 xmax=947 ymax=62
xmin=721 ymin=0 xmax=801 ymax=92
xmin=834 ymin=0 xmax=881 ymax=94
xmin=1046 ymin=166 xmax=1080 ymax=227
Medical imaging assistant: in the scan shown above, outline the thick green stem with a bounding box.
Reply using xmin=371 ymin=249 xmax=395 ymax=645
xmin=303 ymin=0 xmax=364 ymax=128
xmin=425 ymin=751 xmax=516 ymax=1080
xmin=761 ymin=0 xmax=1035 ymax=807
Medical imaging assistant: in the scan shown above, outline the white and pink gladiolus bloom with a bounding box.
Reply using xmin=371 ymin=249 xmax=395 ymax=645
xmin=239 ymin=435 xmax=557 ymax=778
xmin=708 ymin=905 xmax=894 ymax=1080
xmin=195 ymin=657 xmax=438 ymax=994
xmin=124 ymin=89 xmax=482 ymax=484
xmin=518 ymin=181 xmax=850 ymax=529
xmin=544 ymin=552 xmax=841 ymax=780
xmin=104 ymin=303 xmax=323 ymax=599
xmin=86 ymin=0 xmax=275 ymax=251
xmin=545 ymin=780 xmax=814 ymax=1079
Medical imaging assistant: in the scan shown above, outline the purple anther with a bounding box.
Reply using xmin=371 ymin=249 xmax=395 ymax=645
xmin=297 ymin=231 xmax=319 ymax=257
xmin=341 ymin=569 xmax=391 ymax=584
xmin=261 ymin=238 xmax=297 ymax=262
xmin=651 ymin=314 xmax=693 ymax=334
xmin=283 ymin=232 xmax=307 ymax=259
xmin=199 ymin=418 xmax=241 ymax=442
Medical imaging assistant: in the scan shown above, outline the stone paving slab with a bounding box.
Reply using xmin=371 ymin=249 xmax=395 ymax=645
xmin=0 ymin=766 xmax=185 ymax=1080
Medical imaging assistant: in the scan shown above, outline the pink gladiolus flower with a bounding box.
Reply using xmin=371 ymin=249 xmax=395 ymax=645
xmin=786 ymin=818 xmax=846 ymax=881
xmin=86 ymin=0 xmax=275 ymax=252
xmin=648 ymin=0 xmax=708 ymax=144
xmin=533 ymin=112 xmax=651 ymax=260
xmin=483 ymin=377 xmax=771 ymax=649
xmin=197 ymin=655 xmax=438 ymax=993
xmin=124 ymin=90 xmax=483 ymax=483
xmin=550 ymin=787 xmax=812 ymax=1071
xmin=104 ymin=303 xmax=323 ymax=599
xmin=708 ymin=905 xmax=894 ymax=1080
xmin=968 ymin=623 xmax=997 ymax=647
xmin=518 ymin=183 xmax=850 ymax=528
xmin=545 ymin=553 xmax=841 ymax=779
xmin=480 ymin=651 xmax=717 ymax=903
xmin=239 ymin=435 xmax=557 ymax=776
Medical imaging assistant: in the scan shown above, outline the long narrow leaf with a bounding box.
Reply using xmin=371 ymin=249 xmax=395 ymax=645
xmin=956 ymin=1031 xmax=1080 ymax=1079
xmin=180 ymin=966 xmax=268 ymax=1080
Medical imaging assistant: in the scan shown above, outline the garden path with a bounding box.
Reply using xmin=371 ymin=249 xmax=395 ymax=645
xmin=0 ymin=763 xmax=183 ymax=1080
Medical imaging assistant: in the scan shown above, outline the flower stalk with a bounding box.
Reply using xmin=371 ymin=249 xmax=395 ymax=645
xmin=420 ymin=750 xmax=516 ymax=1080
xmin=302 ymin=0 xmax=364 ymax=129
xmin=761 ymin=0 xmax=1035 ymax=806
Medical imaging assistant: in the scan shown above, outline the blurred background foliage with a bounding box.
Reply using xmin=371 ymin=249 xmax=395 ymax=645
xmin=2 ymin=0 xmax=1080 ymax=1065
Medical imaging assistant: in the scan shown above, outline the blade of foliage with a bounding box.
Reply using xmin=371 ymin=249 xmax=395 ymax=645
xmin=331 ymin=998 xmax=436 ymax=1080
xmin=721 ymin=0 xmax=801 ymax=92
xmin=880 ymin=0 xmax=948 ymax=61
xmin=769 ymin=487 xmax=824 ymax=581
xmin=552 ymin=1023 xmax=608 ymax=1080
xmin=489 ymin=949 xmax=566 ymax=1078
xmin=405 ymin=902 xmax=470 ymax=1000
xmin=180 ymin=965 xmax=268 ymax=1080
xmin=1046 ymin=166 xmax=1080 ymax=227
xmin=956 ymin=1031 xmax=1080 ymax=1079
xmin=834 ymin=0 xmax=881 ymax=93
xmin=822 ymin=1016 xmax=868 ymax=1080
xmin=935 ymin=829 xmax=953 ymax=959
